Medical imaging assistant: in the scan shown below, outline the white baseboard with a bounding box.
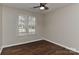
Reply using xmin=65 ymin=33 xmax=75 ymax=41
xmin=42 ymin=37 xmax=79 ymax=53
xmin=2 ymin=39 xmax=42 ymax=48
xmin=0 ymin=47 xmax=3 ymax=54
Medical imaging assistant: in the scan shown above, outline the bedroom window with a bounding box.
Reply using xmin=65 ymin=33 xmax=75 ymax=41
xmin=18 ymin=15 xmax=36 ymax=36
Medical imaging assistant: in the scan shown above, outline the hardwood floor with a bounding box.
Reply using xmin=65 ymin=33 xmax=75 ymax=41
xmin=1 ymin=40 xmax=79 ymax=55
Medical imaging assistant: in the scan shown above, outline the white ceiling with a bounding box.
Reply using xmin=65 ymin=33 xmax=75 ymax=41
xmin=2 ymin=3 xmax=73 ymax=14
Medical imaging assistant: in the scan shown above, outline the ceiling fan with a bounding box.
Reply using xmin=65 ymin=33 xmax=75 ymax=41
xmin=33 ymin=3 xmax=49 ymax=10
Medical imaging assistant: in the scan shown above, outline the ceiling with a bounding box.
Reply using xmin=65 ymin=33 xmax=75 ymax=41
xmin=2 ymin=3 xmax=72 ymax=14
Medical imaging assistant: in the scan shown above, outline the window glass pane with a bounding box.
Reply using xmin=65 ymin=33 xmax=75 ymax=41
xmin=28 ymin=16 xmax=35 ymax=34
xmin=18 ymin=15 xmax=26 ymax=35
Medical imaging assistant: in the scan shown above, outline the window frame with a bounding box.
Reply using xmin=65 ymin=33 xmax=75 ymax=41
xmin=17 ymin=14 xmax=36 ymax=36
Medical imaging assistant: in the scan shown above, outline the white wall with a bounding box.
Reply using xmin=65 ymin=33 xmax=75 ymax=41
xmin=43 ymin=4 xmax=79 ymax=51
xmin=0 ymin=5 xmax=2 ymax=51
xmin=2 ymin=6 xmax=43 ymax=47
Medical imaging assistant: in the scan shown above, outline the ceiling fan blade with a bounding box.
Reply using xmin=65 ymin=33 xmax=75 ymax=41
xmin=44 ymin=6 xmax=49 ymax=10
xmin=40 ymin=3 xmax=47 ymax=6
xmin=33 ymin=6 xmax=40 ymax=8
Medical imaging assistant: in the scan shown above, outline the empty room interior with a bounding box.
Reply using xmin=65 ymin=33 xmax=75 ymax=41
xmin=0 ymin=3 xmax=79 ymax=55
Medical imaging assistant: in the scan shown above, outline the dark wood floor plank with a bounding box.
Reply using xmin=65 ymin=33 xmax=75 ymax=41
xmin=1 ymin=40 xmax=79 ymax=55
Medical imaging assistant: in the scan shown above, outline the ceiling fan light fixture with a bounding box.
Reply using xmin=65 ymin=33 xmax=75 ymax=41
xmin=40 ymin=6 xmax=45 ymax=10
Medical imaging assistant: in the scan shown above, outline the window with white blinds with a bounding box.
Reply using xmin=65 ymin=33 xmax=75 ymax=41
xmin=18 ymin=15 xmax=36 ymax=36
